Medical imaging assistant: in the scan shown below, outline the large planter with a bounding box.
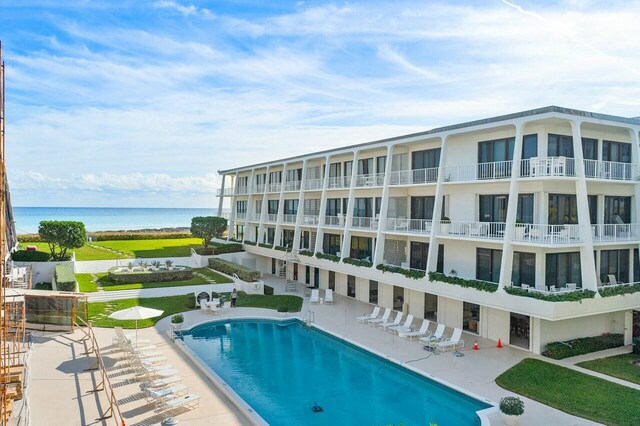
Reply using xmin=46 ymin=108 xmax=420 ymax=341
xmin=172 ymin=322 xmax=183 ymax=330
xmin=502 ymin=413 xmax=521 ymax=426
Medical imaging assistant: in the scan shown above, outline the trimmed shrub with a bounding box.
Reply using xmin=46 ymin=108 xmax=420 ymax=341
xmin=343 ymin=257 xmax=373 ymax=268
xmin=499 ymin=397 xmax=524 ymax=416
xmin=12 ymin=250 xmax=51 ymax=262
xmin=107 ymin=268 xmax=193 ymax=284
xmin=274 ymin=245 xmax=292 ymax=252
xmin=264 ymin=285 xmax=274 ymax=296
xmin=258 ymin=243 xmax=273 ymax=249
xmin=243 ymin=240 xmax=257 ymax=245
xmin=542 ymin=334 xmax=624 ymax=359
xmin=298 ymin=250 xmax=314 ymax=257
xmin=191 ymin=216 xmax=227 ymax=248
xmin=17 ymin=234 xmax=43 ymax=243
xmin=211 ymin=242 xmax=244 ymax=254
xmin=92 ymin=231 xmax=192 ymax=241
xmin=39 ymin=220 xmax=86 ymax=260
xmin=277 ymin=305 xmax=289 ymax=313
xmin=428 ymin=271 xmax=498 ymax=293
xmin=315 ymin=252 xmax=340 ymax=262
xmin=599 ymin=283 xmax=640 ymax=297
xmin=186 ymin=294 xmax=196 ymax=309
xmin=376 ymin=263 xmax=426 ymax=279
xmin=171 ymin=314 xmax=184 ymax=324
xmin=505 ymin=286 xmax=596 ymax=302
xmin=633 ymin=337 xmax=640 ymax=355
xmin=208 ymin=258 xmax=260 ymax=282
xmin=34 ymin=282 xmax=52 ymax=291
xmin=55 ymin=264 xmax=77 ymax=292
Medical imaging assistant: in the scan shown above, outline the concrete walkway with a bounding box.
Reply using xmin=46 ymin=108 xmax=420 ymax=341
xmin=87 ymin=283 xmax=235 ymax=302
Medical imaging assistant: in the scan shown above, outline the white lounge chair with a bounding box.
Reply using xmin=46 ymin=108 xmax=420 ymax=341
xmin=419 ymin=323 xmax=445 ymax=345
xmin=358 ymin=306 xmax=380 ymax=323
xmin=380 ymin=311 xmax=403 ymax=330
xmin=141 ymin=375 xmax=182 ymax=389
xmin=435 ymin=328 xmax=465 ymax=352
xmin=325 ymin=289 xmax=334 ymax=304
xmin=143 ymin=383 xmax=188 ymax=402
xmin=310 ymin=289 xmax=320 ymax=304
xmin=608 ymin=274 xmax=618 ymax=286
xmin=368 ymin=308 xmax=391 ymax=326
xmin=154 ymin=393 xmax=200 ymax=414
xmin=389 ymin=314 xmax=414 ymax=334
xmin=400 ymin=320 xmax=431 ymax=340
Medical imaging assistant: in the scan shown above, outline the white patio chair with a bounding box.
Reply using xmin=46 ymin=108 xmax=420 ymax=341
xmin=380 ymin=311 xmax=403 ymax=330
xmin=400 ymin=320 xmax=430 ymax=340
xmin=389 ymin=314 xmax=414 ymax=334
xmin=419 ymin=324 xmax=445 ymax=345
xmin=357 ymin=306 xmax=380 ymax=323
xmin=310 ymin=289 xmax=320 ymax=304
xmin=325 ymin=289 xmax=334 ymax=304
xmin=154 ymin=393 xmax=200 ymax=414
xmin=368 ymin=308 xmax=391 ymax=326
xmin=435 ymin=328 xmax=465 ymax=352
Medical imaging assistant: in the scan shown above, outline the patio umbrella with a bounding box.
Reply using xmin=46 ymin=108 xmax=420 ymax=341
xmin=108 ymin=306 xmax=163 ymax=344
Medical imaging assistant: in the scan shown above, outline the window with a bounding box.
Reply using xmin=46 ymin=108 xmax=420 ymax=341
xmin=344 ymin=161 xmax=353 ymax=178
xmin=511 ymin=252 xmax=535 ymax=286
xmin=369 ymin=281 xmax=378 ymax=304
xmin=548 ymin=134 xmax=573 ymax=157
xmin=393 ymin=286 xmax=404 ymax=310
xmin=300 ymin=231 xmax=310 ymax=250
xmin=424 ymin=293 xmax=437 ymax=321
xmin=282 ymin=229 xmax=294 ymax=248
xmin=604 ymin=196 xmax=631 ymax=224
xmin=478 ymin=138 xmax=515 ymax=163
xmin=353 ymin=198 xmax=374 ymax=218
xmin=323 ymin=233 xmax=341 ymax=256
xmin=357 ymin=158 xmax=373 ymax=175
xmin=411 ymin=148 xmax=440 ymax=182
xmin=283 ymin=199 xmax=298 ymax=215
xmin=350 ymin=236 xmax=372 ymax=260
xmin=235 ymin=224 xmax=244 ymax=240
xmin=476 ymin=248 xmax=502 ymax=283
xmin=548 ymin=194 xmax=577 ymax=225
xmin=328 ymin=271 xmax=336 ymax=291
xmin=236 ymin=200 xmax=247 ymax=213
xmin=347 ymin=275 xmax=356 ymax=298
xmin=293 ymin=263 xmax=298 ymax=281
xmin=463 ymin=302 xmax=480 ymax=333
xmin=517 ymin=194 xmax=534 ymax=223
xmin=329 ymin=162 xmax=341 ymax=178
xmin=479 ymin=195 xmax=508 ymax=223
xmin=588 ymin=195 xmax=597 ymax=225
xmin=326 ymin=198 xmax=342 ymax=216
xmin=237 ymin=176 xmax=248 ymax=188
xmin=271 ymin=258 xmax=277 ymax=275
xmin=269 ymin=171 xmax=282 ymax=184
xmin=546 ymin=252 xmax=581 ymax=288
xmin=286 ymin=168 xmax=302 ymax=182
xmin=522 ymin=134 xmax=538 ymax=159
xmin=600 ymin=250 xmax=629 ymax=284
xmin=634 ymin=249 xmax=640 ymax=283
xmin=305 ymin=265 xmax=310 ymax=285
xmin=376 ymin=156 xmax=386 ymax=175
xmin=268 ymin=200 xmax=279 ymax=215
xmin=255 ymin=173 xmax=266 ymax=186
xmin=582 ymin=138 xmax=597 ymax=160
xmin=411 ymin=196 xmax=435 ymax=220
xmin=266 ymin=227 xmax=275 ymax=244
xmin=314 ymin=268 xmax=319 ymax=288
xmin=603 ymin=140 xmax=631 ymax=163
xmin=410 ymin=243 xmax=443 ymax=272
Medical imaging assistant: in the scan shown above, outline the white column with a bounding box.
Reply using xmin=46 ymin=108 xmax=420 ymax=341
xmin=629 ymin=128 xmax=640 ymax=283
xmin=426 ymin=136 xmax=447 ymax=273
xmin=570 ymin=120 xmax=598 ymax=291
xmin=217 ymin=174 xmax=226 ymax=216
xmin=373 ymin=145 xmax=394 ymax=265
xmin=341 ymin=150 xmax=360 ymax=260
xmin=498 ymin=122 xmax=525 ymax=290
xmin=274 ymin=164 xmax=289 ymax=247
xmin=227 ymin=172 xmax=239 ymax=241
xmin=257 ymin=166 xmax=271 ymax=244
xmin=315 ymin=155 xmax=332 ymax=253
xmin=293 ymin=160 xmax=309 ymax=250
xmin=240 ymin=169 xmax=255 ymax=242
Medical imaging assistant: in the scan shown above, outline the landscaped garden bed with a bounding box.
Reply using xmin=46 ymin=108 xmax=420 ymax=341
xmin=107 ymin=265 xmax=193 ymax=284
xmin=208 ymin=258 xmax=260 ymax=282
xmin=542 ymin=334 xmax=624 ymax=359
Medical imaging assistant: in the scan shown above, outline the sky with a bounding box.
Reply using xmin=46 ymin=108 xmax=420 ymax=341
xmin=1 ymin=0 xmax=639 ymax=208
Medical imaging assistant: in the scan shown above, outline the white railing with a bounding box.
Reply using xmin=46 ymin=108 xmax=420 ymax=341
xmin=389 ymin=168 xmax=438 ymax=185
xmin=519 ymin=157 xmax=576 ymax=178
xmin=303 ymin=178 xmax=323 ymax=190
xmin=235 ymin=212 xmax=247 ymax=220
xmin=266 ymin=213 xmax=278 ymax=222
xmin=324 ymin=215 xmax=344 ymax=227
xmin=284 ymin=180 xmax=301 ymax=191
xmin=267 ymin=183 xmax=282 ymax=193
xmin=584 ymin=159 xmax=634 ymax=181
xmin=217 ymin=187 xmax=235 ymax=196
xmin=354 ymin=173 xmax=385 ymax=188
xmin=385 ymin=218 xmax=433 ymax=234
xmin=254 ymin=184 xmax=266 ymax=193
xmin=282 ymin=214 xmax=297 ymax=223
xmin=593 ymin=223 xmax=640 ymax=242
xmin=328 ymin=176 xmax=351 ymax=189
xmin=524 ymin=285 xmax=584 ymax=295
xmin=245 ymin=214 xmax=260 ymax=222
xmin=235 ymin=186 xmax=249 ymax=195
xmin=443 ymin=160 xmax=513 ymax=182
xmin=351 ymin=216 xmax=378 ymax=229
xmin=511 ymin=224 xmax=582 ymax=244
xmin=302 ymin=215 xmax=320 ymax=226
xmin=438 ymin=221 xmax=506 ymax=239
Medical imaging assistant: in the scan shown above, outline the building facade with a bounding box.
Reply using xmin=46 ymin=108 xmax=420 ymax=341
xmin=217 ymin=106 xmax=640 ymax=353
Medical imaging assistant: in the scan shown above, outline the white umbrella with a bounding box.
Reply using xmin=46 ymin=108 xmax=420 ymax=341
xmin=108 ymin=306 xmax=164 ymax=344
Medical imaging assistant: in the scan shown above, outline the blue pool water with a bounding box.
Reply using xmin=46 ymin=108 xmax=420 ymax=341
xmin=179 ymin=319 xmax=490 ymax=425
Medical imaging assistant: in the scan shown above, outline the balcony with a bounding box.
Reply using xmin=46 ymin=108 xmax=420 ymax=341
xmin=216 ymin=188 xmax=235 ymax=197
xmin=351 ymin=216 xmax=378 ymax=230
xmin=385 ymin=218 xmax=432 ymax=234
xmin=253 ymin=184 xmax=266 ymax=193
xmin=324 ymin=215 xmax=344 ymax=227
xmin=354 ymin=173 xmax=385 ymax=188
xmin=593 ymin=223 xmax=640 ymax=243
xmin=438 ymin=221 xmax=506 ymax=240
xmin=236 ymin=212 xmax=247 ymax=220
xmin=302 ymin=215 xmax=320 ymax=226
xmin=511 ymin=224 xmax=582 ymax=244
xmin=267 ymin=183 xmax=282 ymax=193
xmin=282 ymin=214 xmax=297 ymax=223
xmin=235 ymin=186 xmax=249 ymax=195
xmin=443 ymin=161 xmax=512 ymax=182
xmin=327 ymin=176 xmax=350 ymax=189
xmin=283 ymin=181 xmax=301 ymax=192
xmin=389 ymin=168 xmax=438 ymax=186
xmin=266 ymin=213 xmax=278 ymax=223
xmin=303 ymin=178 xmax=323 ymax=191
xmin=245 ymin=213 xmax=261 ymax=222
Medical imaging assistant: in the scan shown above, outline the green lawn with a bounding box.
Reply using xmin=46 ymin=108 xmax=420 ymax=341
xmin=496 ymin=358 xmax=640 ymax=425
xmin=96 ymin=268 xmax=232 ymax=291
xmin=577 ymin=353 xmax=640 ymax=385
xmin=236 ymin=293 xmax=303 ymax=312
xmin=20 ymin=242 xmax=122 ymax=261
xmin=197 ymin=268 xmax=234 ymax=283
xmin=86 ymin=295 xmax=196 ymax=328
xmin=75 ymin=273 xmax=99 ymax=292
xmin=93 ymin=238 xmax=204 ymax=258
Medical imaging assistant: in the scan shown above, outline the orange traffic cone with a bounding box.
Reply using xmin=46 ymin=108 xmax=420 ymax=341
xmin=473 ymin=340 xmax=479 ymax=351
xmin=497 ymin=338 xmax=503 ymax=348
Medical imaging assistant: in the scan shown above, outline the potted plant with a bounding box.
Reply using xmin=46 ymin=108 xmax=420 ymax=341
xmin=171 ymin=313 xmax=184 ymax=330
xmin=277 ymin=305 xmax=289 ymax=317
xmin=166 ymin=260 xmax=174 ymax=270
xmin=151 ymin=260 xmax=161 ymax=271
xmin=514 ymin=220 xmax=526 ymax=240
xmin=127 ymin=262 xmax=134 ymax=271
xmin=499 ymin=396 xmax=524 ymax=425
xmin=440 ymin=217 xmax=451 ymax=234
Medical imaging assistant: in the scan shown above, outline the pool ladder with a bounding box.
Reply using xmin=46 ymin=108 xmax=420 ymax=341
xmin=303 ymin=310 xmax=315 ymax=325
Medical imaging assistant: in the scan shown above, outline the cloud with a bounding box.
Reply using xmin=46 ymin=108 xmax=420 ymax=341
xmin=153 ymin=1 xmax=212 ymax=17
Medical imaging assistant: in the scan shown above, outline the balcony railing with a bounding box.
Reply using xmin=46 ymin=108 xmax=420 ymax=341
xmin=386 ymin=218 xmax=433 ymax=234
xmin=245 ymin=214 xmax=260 ymax=222
xmin=253 ymin=184 xmax=266 ymax=193
xmin=389 ymin=168 xmax=438 ymax=186
xmin=584 ymin=160 xmax=634 ymax=180
xmin=438 ymin=221 xmax=506 ymax=239
xmin=328 ymin=176 xmax=350 ymax=189
xmin=324 ymin=215 xmax=344 ymax=227
xmin=235 ymin=186 xmax=249 ymax=195
xmin=354 ymin=173 xmax=385 ymax=188
xmin=282 ymin=214 xmax=297 ymax=223
xmin=216 ymin=188 xmax=235 ymax=196
xmin=283 ymin=181 xmax=301 ymax=192
xmin=267 ymin=183 xmax=282 ymax=193
xmin=511 ymin=224 xmax=582 ymax=244
xmin=266 ymin=213 xmax=278 ymax=222
xmin=303 ymin=178 xmax=323 ymax=190
xmin=593 ymin=223 xmax=640 ymax=242
xmin=443 ymin=161 xmax=513 ymax=182
xmin=351 ymin=216 xmax=378 ymax=229
xmin=302 ymin=215 xmax=320 ymax=226
xmin=235 ymin=212 xmax=247 ymax=220
xmin=519 ymin=157 xmax=575 ymax=178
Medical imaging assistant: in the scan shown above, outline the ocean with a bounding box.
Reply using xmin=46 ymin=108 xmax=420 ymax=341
xmin=13 ymin=207 xmax=225 ymax=234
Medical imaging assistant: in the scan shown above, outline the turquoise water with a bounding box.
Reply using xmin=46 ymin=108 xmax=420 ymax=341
xmin=13 ymin=206 xmax=225 ymax=233
xmin=179 ymin=319 xmax=490 ymax=426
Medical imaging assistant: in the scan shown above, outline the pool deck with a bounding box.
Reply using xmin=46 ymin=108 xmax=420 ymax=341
xmin=25 ymin=277 xmax=605 ymax=426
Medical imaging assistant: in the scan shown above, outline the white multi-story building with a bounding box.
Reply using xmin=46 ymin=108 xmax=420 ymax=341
xmin=217 ymin=106 xmax=640 ymax=353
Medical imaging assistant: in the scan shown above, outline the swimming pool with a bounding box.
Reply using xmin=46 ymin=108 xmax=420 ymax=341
xmin=178 ymin=319 xmax=492 ymax=425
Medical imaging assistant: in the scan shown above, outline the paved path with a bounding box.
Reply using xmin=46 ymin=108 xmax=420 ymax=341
xmin=87 ymin=283 xmax=235 ymax=302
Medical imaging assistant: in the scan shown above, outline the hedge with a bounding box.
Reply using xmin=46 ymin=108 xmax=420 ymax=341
xmin=55 ymin=264 xmax=77 ymax=292
xmin=243 ymin=240 xmax=257 ymax=245
xmin=34 ymin=282 xmax=52 ymax=291
xmin=343 ymin=257 xmax=373 ymax=268
xmin=542 ymin=334 xmax=624 ymax=359
xmin=107 ymin=267 xmax=194 ymax=284
xmin=428 ymin=271 xmax=498 ymax=293
xmin=505 ymin=286 xmax=596 ymax=302
xmin=633 ymin=337 xmax=640 ymax=355
xmin=195 ymin=243 xmax=243 ymax=255
xmin=264 ymin=285 xmax=274 ymax=295
xmin=376 ymin=263 xmax=426 ymax=279
xmin=315 ymin=252 xmax=340 ymax=262
xmin=17 ymin=234 xmax=43 ymax=242
xmin=258 ymin=243 xmax=273 ymax=249
xmin=599 ymin=283 xmax=640 ymax=297
xmin=274 ymin=245 xmax=292 ymax=252
xmin=208 ymin=258 xmax=260 ymax=282
xmin=12 ymin=250 xmax=51 ymax=262
xmin=92 ymin=231 xmax=192 ymax=241
xmin=298 ymin=250 xmax=314 ymax=257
